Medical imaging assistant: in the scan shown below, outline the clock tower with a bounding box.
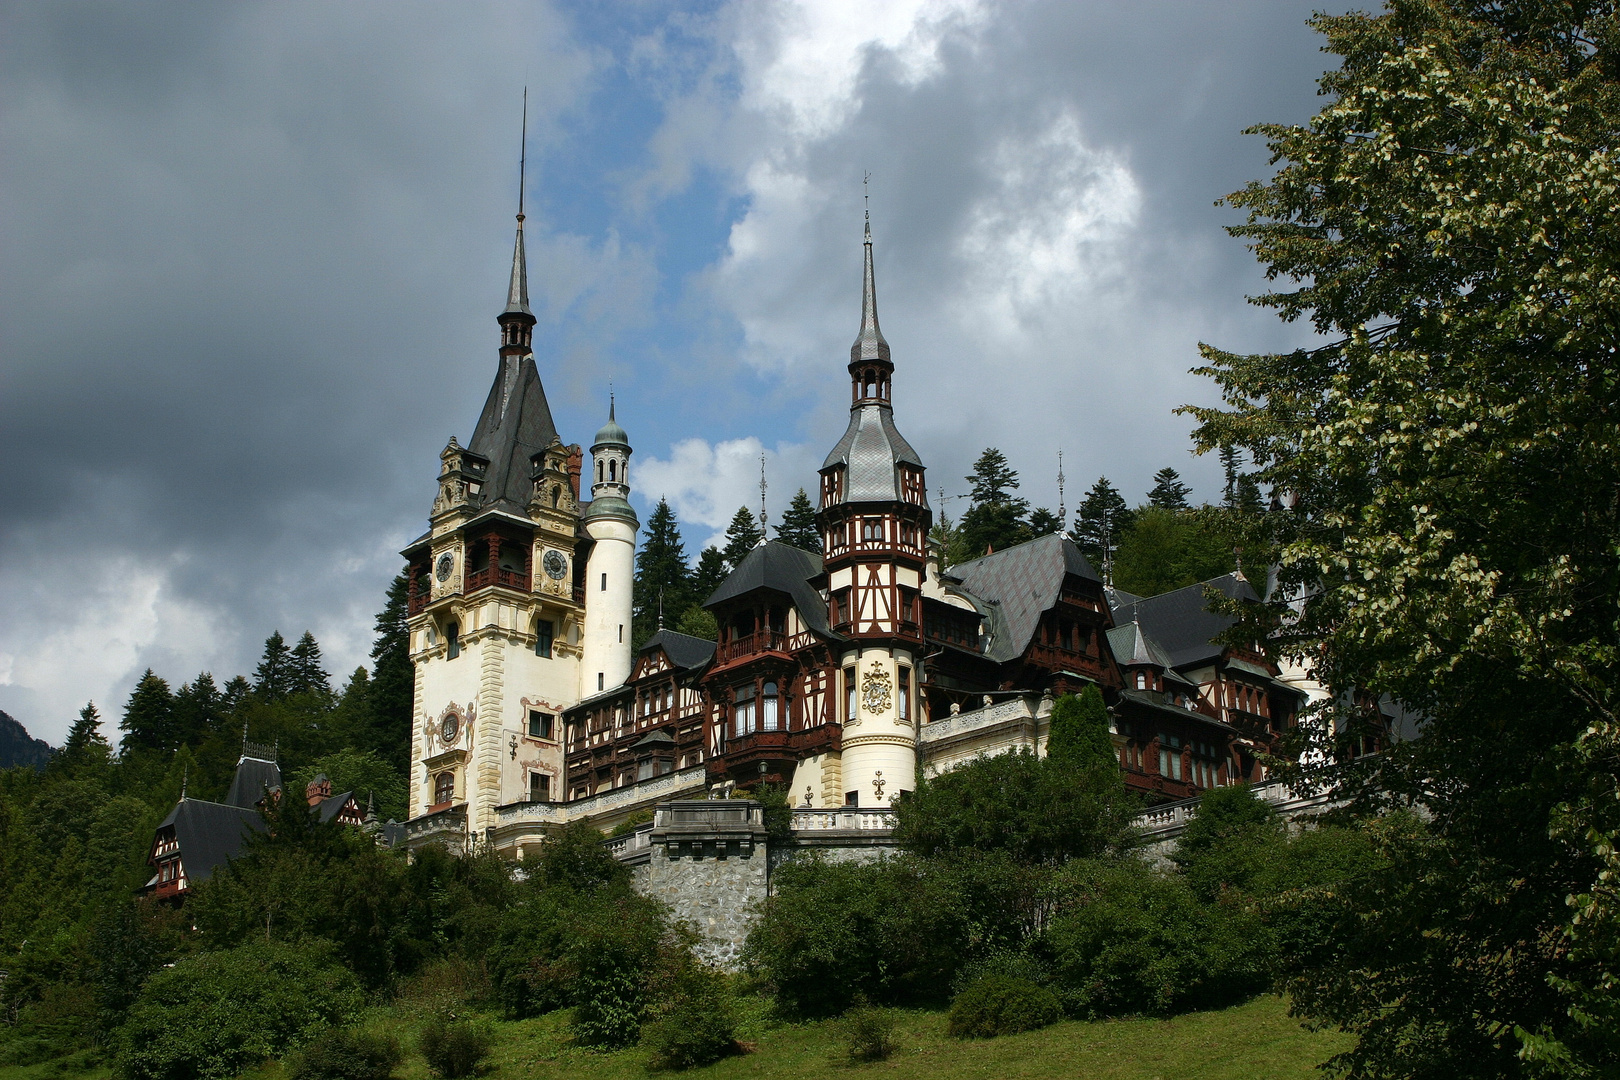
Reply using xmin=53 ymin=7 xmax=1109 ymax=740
xmin=401 ymin=200 xmax=594 ymax=848
xmin=816 ymin=215 xmax=931 ymax=807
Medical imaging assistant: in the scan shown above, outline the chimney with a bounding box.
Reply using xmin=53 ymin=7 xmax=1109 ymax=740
xmin=305 ymin=774 xmax=331 ymax=806
xmin=566 ymin=444 xmax=584 ymax=500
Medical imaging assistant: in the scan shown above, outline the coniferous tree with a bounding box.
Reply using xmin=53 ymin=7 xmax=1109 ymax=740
xmin=1028 ymin=507 xmax=1062 ymax=536
xmin=633 ymin=498 xmax=693 ymax=646
xmin=366 ymin=572 xmax=413 ymax=770
xmin=221 ymin=675 xmax=252 ymax=713
xmin=1219 ymin=446 xmax=1242 ymax=505
xmin=1046 ymin=686 xmax=1117 ymax=770
xmin=720 ymin=506 xmax=763 ymax=571
xmin=120 ymin=670 xmax=174 ymax=753
xmin=54 ymin=702 xmax=111 ymax=775
xmin=1073 ymin=477 xmax=1133 ymax=568
xmin=253 ymin=632 xmax=293 ymax=701
xmin=171 ymin=673 xmax=222 ymax=748
xmin=774 ymin=488 xmax=821 ymax=553
xmin=288 ymin=632 xmax=331 ymax=699
xmin=1148 ymin=467 xmax=1193 ymax=511
xmin=689 ymin=546 xmax=729 ymax=609
xmin=958 ymin=448 xmax=1032 ymax=557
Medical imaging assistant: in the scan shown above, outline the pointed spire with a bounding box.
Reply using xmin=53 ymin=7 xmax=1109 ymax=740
xmin=850 ymin=173 xmax=891 ymax=367
xmin=504 ymin=88 xmax=533 ymax=318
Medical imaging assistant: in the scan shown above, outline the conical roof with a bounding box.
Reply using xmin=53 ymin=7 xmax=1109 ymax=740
xmin=593 ymin=399 xmax=629 ymax=450
xmin=849 ymin=218 xmax=890 ymax=366
xmin=504 ymin=219 xmax=531 ymax=316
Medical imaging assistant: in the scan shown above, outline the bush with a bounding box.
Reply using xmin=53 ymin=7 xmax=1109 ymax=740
xmin=116 ymin=941 xmax=362 ymax=1080
xmin=947 ymin=975 xmax=1063 ymax=1038
xmin=641 ymin=966 xmax=738 ymax=1071
xmin=949 ymin=948 xmax=1052 ymax=997
xmin=418 ymin=1017 xmax=493 ymax=1079
xmin=840 ymin=1004 xmax=897 ymax=1063
xmin=287 ymin=1028 xmax=402 ymax=1080
xmin=568 ymin=892 xmax=671 ymax=1049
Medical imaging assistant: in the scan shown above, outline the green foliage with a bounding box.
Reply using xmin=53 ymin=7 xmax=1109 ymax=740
xmin=289 ymin=632 xmax=333 ymax=702
xmin=1027 ymin=507 xmax=1061 ymax=536
xmin=838 ymin=1004 xmax=897 ymax=1063
xmin=254 ymin=631 xmax=293 ymax=701
xmin=1045 ymin=688 xmax=1116 ymax=771
xmin=895 ymin=746 xmax=1132 ymax=865
xmin=689 ymin=546 xmax=729 ymax=605
xmin=774 ymin=487 xmax=821 ymax=553
xmin=119 ymin=670 xmax=173 ymax=754
xmin=286 ymin=1028 xmax=403 ymax=1080
xmin=1110 ymin=507 xmax=1234 ymax=598
xmin=365 ymin=571 xmax=414 ymax=773
xmin=673 ymin=606 xmax=717 ymax=641
xmin=1183 ymin=4 xmax=1620 ymax=1075
xmin=1041 ymin=859 xmax=1266 ymax=1020
xmin=634 ymin=498 xmax=693 ymax=649
xmin=1072 ymin=478 xmax=1133 ymax=568
xmin=116 ymin=941 xmax=362 ymax=1080
xmin=720 ymin=506 xmax=763 ymax=571
xmin=290 ymin=748 xmax=407 ymax=823
xmin=418 ymin=1015 xmax=493 ymax=1079
xmin=606 ymin=809 xmax=654 ymax=839
xmin=1146 ymin=467 xmax=1191 ymax=511
xmin=568 ymin=890 xmax=671 ymax=1049
xmin=641 ymin=963 xmax=738 ymax=1070
xmin=958 ymin=448 xmax=1031 ymax=557
xmin=745 ymin=786 xmax=794 ymax=843
xmin=946 ymin=976 xmax=1063 ymax=1039
xmin=530 ymin=819 xmax=628 ymax=893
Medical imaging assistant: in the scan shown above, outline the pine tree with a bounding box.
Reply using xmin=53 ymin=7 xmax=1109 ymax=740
xmin=774 ymin=488 xmax=821 ymax=553
xmin=366 ymin=571 xmax=413 ymax=770
xmin=1148 ymin=467 xmax=1193 ymax=511
xmin=254 ymin=631 xmax=293 ymax=700
xmin=690 ymin=546 xmax=729 ymax=606
xmin=720 ymin=506 xmax=764 ymax=571
xmin=54 ymin=702 xmax=111 ymax=775
xmin=1073 ymin=477 xmax=1133 ymax=567
xmin=171 ymin=673 xmax=222 ymax=748
xmin=120 ymin=670 xmax=174 ymax=753
xmin=221 ymin=675 xmax=252 ymax=713
xmin=633 ymin=498 xmax=693 ymax=646
xmin=958 ymin=448 xmax=1032 ymax=557
xmin=1028 ymin=507 xmax=1062 ymax=536
xmin=288 ymin=632 xmax=331 ymax=700
xmin=1219 ymin=445 xmax=1242 ymax=505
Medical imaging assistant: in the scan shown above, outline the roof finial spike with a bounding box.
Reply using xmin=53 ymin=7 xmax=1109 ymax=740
xmin=518 ymin=86 xmax=528 ymax=223
xmin=658 ymin=585 xmax=664 ymax=630
xmin=759 ymin=452 xmax=769 ymax=543
xmin=609 ymin=380 xmax=615 ymax=422
xmin=1056 ymin=447 xmax=1067 ymax=529
xmin=863 ymin=171 xmax=871 ymax=241
xmin=503 ymin=90 xmax=533 ymax=317
xmin=181 ymin=765 xmax=188 ymax=801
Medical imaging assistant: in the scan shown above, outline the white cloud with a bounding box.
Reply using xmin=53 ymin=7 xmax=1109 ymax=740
xmin=635 ymin=437 xmax=821 ymax=552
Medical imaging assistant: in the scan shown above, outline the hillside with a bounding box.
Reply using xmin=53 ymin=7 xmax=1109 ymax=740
xmin=0 ymin=710 xmax=51 ymax=769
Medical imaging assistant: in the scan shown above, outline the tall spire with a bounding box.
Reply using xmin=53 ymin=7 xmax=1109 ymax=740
xmin=504 ymin=88 xmax=532 ymax=318
xmin=850 ymin=172 xmax=891 ymax=369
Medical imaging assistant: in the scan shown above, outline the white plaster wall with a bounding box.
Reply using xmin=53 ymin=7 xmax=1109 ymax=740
xmin=582 ymin=517 xmax=635 ymax=696
xmin=839 ymin=647 xmax=917 ymax=808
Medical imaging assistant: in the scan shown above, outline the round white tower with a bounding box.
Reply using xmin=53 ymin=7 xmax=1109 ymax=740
xmin=581 ymin=401 xmax=637 ymax=696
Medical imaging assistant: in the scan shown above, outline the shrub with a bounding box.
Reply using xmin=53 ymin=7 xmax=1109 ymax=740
xmin=641 ymin=966 xmax=738 ymax=1071
xmin=116 ymin=941 xmax=362 ymax=1080
xmin=418 ymin=1017 xmax=493 ymax=1079
xmin=840 ymin=1004 xmax=897 ymax=1063
xmin=947 ymin=975 xmax=1063 ymax=1038
xmin=568 ymin=892 xmax=671 ymax=1049
xmin=286 ymin=1028 xmax=402 ymax=1080
xmin=949 ymin=948 xmax=1052 ymax=997
xmin=607 ymin=809 xmax=654 ymax=838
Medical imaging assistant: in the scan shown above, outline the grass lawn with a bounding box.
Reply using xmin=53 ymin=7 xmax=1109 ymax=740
xmin=0 ymin=994 xmax=1347 ymax=1080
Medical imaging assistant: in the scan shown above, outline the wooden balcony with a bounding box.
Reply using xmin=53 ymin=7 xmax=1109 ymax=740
xmin=715 ymin=629 xmax=789 ymax=664
xmin=465 ymin=566 xmax=531 ymax=593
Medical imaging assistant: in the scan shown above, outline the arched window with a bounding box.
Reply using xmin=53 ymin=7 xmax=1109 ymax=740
xmin=761 ymin=682 xmax=779 ymax=731
xmin=434 ymin=772 xmax=454 ymax=806
xmin=609 ymin=460 xmax=617 ymax=482
xmin=597 ymin=461 xmax=604 ymax=482
xmin=733 ymin=684 xmax=756 ymax=737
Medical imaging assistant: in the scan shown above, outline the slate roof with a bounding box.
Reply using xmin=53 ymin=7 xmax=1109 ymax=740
xmin=704 ymin=541 xmax=833 ymax=637
xmin=639 ymin=629 xmax=717 ymax=672
xmin=466 ymin=353 xmax=560 ymax=517
xmin=224 ymin=754 xmax=282 ymax=808
xmin=1109 ymin=573 xmax=1259 ymax=670
xmin=821 ymin=405 xmax=925 ymax=503
xmin=1107 ymin=620 xmax=1176 ymax=670
xmin=947 ymin=534 xmax=1102 ymax=663
xmin=159 ymin=798 xmax=265 ymax=886
xmin=315 ymin=791 xmax=358 ymax=823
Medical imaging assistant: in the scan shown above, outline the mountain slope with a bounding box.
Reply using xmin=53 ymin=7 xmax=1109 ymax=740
xmin=0 ymin=709 xmax=53 ymax=769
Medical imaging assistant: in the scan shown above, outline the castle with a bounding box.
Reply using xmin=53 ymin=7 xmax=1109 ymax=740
xmin=396 ymin=200 xmax=1311 ymax=859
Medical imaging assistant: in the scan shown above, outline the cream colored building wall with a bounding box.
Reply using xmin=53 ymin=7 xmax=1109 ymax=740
xmin=581 ymin=517 xmax=634 ymax=697
xmin=838 ymin=646 xmax=919 ymax=808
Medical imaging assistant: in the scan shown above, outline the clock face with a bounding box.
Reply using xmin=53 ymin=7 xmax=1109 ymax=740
xmin=434 ymin=552 xmax=454 ymax=582
xmin=440 ymin=714 xmax=459 ymax=744
xmin=542 ymin=549 xmax=568 ymax=580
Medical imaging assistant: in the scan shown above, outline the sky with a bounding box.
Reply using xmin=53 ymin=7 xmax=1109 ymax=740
xmin=0 ymin=0 xmax=1339 ymax=744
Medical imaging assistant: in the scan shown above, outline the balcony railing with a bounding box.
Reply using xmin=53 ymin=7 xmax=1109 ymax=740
xmin=407 ymin=590 xmax=431 ymax=615
xmin=715 ymin=629 xmax=788 ymax=664
xmin=465 ymin=566 xmax=531 ymax=593
xmin=790 ymin=808 xmax=898 ymax=832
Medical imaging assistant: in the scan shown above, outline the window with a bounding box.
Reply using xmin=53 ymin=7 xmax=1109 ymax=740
xmin=597 ymin=672 xmax=604 ymax=691
xmin=761 ymin=681 xmax=779 ymax=732
xmin=535 ymin=619 xmax=553 ymax=658
xmin=618 ymin=624 xmax=623 ymax=643
xmin=845 ymin=790 xmax=858 ymax=807
xmin=445 ymin=622 xmax=460 ymax=660
xmin=528 ymin=772 xmax=550 ymax=802
xmin=861 ymin=517 xmax=882 ymax=542
xmin=608 ymin=460 xmax=616 ymax=482
xmin=898 ymin=667 xmax=911 ymax=723
xmin=528 ymin=710 xmax=553 ymax=739
xmin=845 ymin=666 xmax=856 ymax=722
xmin=733 ymin=683 xmax=756 ymax=737
xmin=1158 ymin=748 xmax=1170 ymax=776
xmin=433 ymin=772 xmax=454 ymax=805
xmin=601 ymin=572 xmax=607 ymax=591
xmin=1136 ymin=671 xmax=1147 ymax=690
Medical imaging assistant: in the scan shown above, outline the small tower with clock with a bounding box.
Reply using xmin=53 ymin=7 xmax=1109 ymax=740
xmin=815 ymin=213 xmax=932 ymax=807
xmin=401 ymin=195 xmax=601 ymax=849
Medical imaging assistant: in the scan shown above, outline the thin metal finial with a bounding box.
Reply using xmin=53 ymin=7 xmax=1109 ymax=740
xmin=759 ymin=453 xmax=768 ymax=541
xmin=181 ymin=765 xmax=188 ymax=800
xmin=609 ymin=382 xmax=615 ymax=422
xmin=1056 ymin=448 xmax=1067 ymax=528
xmin=658 ymin=586 xmax=664 ymax=630
xmin=518 ymin=87 xmax=528 ymax=222
xmin=863 ymin=171 xmax=871 ymax=240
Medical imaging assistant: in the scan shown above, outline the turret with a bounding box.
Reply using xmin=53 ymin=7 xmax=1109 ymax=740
xmin=581 ymin=399 xmax=638 ymax=696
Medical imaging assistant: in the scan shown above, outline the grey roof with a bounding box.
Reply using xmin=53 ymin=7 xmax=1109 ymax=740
xmin=948 ymin=534 xmax=1102 ymax=663
xmin=1107 ymin=621 xmax=1176 ymax=670
xmin=159 ymin=798 xmax=265 ymax=886
xmin=639 ymin=629 xmax=716 ymax=672
xmin=467 ymin=353 xmax=560 ymax=516
xmin=821 ymin=405 xmax=927 ymax=504
xmin=631 ymin=729 xmax=676 ymax=749
xmin=316 ymin=791 xmax=357 ymax=823
xmin=850 ymin=226 xmax=890 ymax=365
xmin=593 ymin=400 xmax=629 ymax=450
xmin=704 ymin=541 xmax=832 ymax=637
xmin=580 ymin=494 xmax=638 ymax=526
xmin=1110 ymin=573 xmax=1260 ymax=670
xmin=223 ymin=754 xmax=282 ymax=809
xmin=504 ymin=221 xmax=531 ymax=316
